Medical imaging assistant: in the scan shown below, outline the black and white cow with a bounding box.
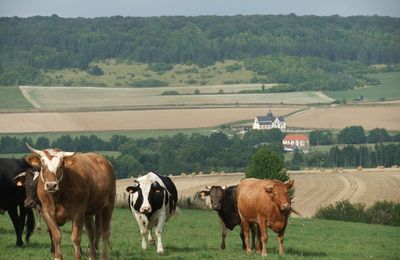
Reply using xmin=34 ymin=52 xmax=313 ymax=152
xmin=126 ymin=172 xmax=178 ymax=254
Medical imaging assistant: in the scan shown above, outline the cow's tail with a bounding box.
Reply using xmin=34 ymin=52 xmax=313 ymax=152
xmin=25 ymin=208 xmax=35 ymax=243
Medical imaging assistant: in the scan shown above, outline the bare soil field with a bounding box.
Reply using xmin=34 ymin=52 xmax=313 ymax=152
xmin=286 ymin=105 xmax=400 ymax=130
xmin=0 ymin=107 xmax=300 ymax=133
xmin=116 ymin=168 xmax=400 ymax=218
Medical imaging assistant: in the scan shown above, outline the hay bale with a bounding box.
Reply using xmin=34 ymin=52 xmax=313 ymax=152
xmin=357 ymin=166 xmax=363 ymax=172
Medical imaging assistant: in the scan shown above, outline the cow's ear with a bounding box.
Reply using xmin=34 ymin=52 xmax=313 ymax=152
xmin=63 ymin=156 xmax=75 ymax=167
xmin=285 ymin=179 xmax=294 ymax=189
xmin=126 ymin=186 xmax=138 ymax=194
xmin=265 ymin=185 xmax=274 ymax=194
xmin=26 ymin=154 xmax=40 ymax=167
xmin=13 ymin=172 xmax=27 ymax=187
xmin=199 ymin=190 xmax=210 ymax=197
xmin=221 ymin=186 xmax=227 ymax=190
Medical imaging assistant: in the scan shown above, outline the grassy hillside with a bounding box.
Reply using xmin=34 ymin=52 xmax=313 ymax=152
xmin=0 ymin=208 xmax=398 ymax=259
xmin=324 ymin=71 xmax=400 ymax=102
xmin=43 ymin=59 xmax=256 ymax=87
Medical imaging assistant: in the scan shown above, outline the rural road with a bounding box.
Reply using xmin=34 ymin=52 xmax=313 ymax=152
xmin=116 ymin=168 xmax=400 ymax=217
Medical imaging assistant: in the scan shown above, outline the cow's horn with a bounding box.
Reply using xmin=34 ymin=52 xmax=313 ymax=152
xmin=26 ymin=143 xmax=45 ymax=157
xmin=62 ymin=151 xmax=76 ymax=157
xmin=13 ymin=171 xmax=27 ymax=180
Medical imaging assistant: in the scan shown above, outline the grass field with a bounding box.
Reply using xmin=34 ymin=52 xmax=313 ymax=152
xmin=0 ymin=208 xmax=398 ymax=259
xmin=0 ymin=86 xmax=34 ymax=110
xmin=324 ymin=71 xmax=400 ymax=102
xmin=19 ymin=85 xmax=331 ymax=109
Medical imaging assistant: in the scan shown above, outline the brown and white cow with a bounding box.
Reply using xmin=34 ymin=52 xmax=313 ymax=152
xmin=237 ymin=178 xmax=295 ymax=256
xmin=25 ymin=144 xmax=116 ymax=260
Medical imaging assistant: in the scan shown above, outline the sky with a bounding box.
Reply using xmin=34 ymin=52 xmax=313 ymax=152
xmin=0 ymin=0 xmax=399 ymax=18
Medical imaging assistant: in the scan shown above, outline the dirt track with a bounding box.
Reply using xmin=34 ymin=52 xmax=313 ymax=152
xmin=116 ymin=168 xmax=400 ymax=217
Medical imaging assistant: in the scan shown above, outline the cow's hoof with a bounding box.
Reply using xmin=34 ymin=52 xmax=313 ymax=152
xmin=16 ymin=241 xmax=23 ymax=247
xmin=157 ymin=249 xmax=164 ymax=255
xmin=246 ymin=249 xmax=252 ymax=255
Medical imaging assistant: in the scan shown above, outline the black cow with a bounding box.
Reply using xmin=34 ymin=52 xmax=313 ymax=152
xmin=0 ymin=158 xmax=35 ymax=246
xmin=126 ymin=172 xmax=178 ymax=254
xmin=200 ymin=185 xmax=260 ymax=250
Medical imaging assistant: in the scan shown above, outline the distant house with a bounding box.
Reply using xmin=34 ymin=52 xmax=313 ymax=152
xmin=252 ymin=109 xmax=286 ymax=130
xmin=282 ymin=134 xmax=309 ymax=151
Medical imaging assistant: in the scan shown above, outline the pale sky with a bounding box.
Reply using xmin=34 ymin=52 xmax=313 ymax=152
xmin=0 ymin=0 xmax=399 ymax=18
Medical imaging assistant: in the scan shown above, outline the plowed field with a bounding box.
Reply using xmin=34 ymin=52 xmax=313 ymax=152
xmin=116 ymin=168 xmax=400 ymax=217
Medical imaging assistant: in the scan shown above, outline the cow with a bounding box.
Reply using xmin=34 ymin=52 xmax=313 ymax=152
xmin=0 ymin=157 xmax=35 ymax=247
xmin=200 ymin=185 xmax=260 ymax=251
xmin=237 ymin=178 xmax=295 ymax=256
xmin=126 ymin=172 xmax=178 ymax=254
xmin=25 ymin=144 xmax=116 ymax=260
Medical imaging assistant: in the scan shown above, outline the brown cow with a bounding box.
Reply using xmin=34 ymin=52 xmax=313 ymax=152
xmin=25 ymin=144 xmax=116 ymax=260
xmin=237 ymin=178 xmax=295 ymax=256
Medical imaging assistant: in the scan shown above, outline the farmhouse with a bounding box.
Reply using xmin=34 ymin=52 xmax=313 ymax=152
xmin=282 ymin=134 xmax=309 ymax=151
xmin=252 ymin=109 xmax=286 ymax=130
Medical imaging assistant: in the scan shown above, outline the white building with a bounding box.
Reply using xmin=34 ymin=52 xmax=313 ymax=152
xmin=252 ymin=109 xmax=286 ymax=130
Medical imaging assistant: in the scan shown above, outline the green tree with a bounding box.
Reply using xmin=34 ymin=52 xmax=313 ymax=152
xmin=246 ymin=146 xmax=288 ymax=181
xmin=367 ymin=128 xmax=391 ymax=143
xmin=338 ymin=126 xmax=366 ymax=144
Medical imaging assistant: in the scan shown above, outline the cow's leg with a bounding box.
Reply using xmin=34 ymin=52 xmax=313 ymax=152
xmin=94 ymin=214 xmax=101 ymax=255
xmin=35 ymin=206 xmax=42 ymax=233
xmin=148 ymin=228 xmax=155 ymax=245
xmin=19 ymin=205 xmax=28 ymax=243
xmin=84 ymin=215 xmax=97 ymax=260
xmin=100 ymin=206 xmax=113 ymax=259
xmin=258 ymin=217 xmax=268 ymax=256
xmin=239 ymin=224 xmax=246 ymax=250
xmin=25 ymin=207 xmax=35 ymax=243
xmin=8 ymin=206 xmax=23 ymax=247
xmin=277 ymin=231 xmax=285 ymax=256
xmin=241 ymin=220 xmax=252 ymax=255
xmin=251 ymin=224 xmax=261 ymax=253
xmin=42 ymin=211 xmax=63 ymax=260
xmin=219 ymin=218 xmax=227 ymax=250
xmin=71 ymin=216 xmax=84 ymax=260
xmin=155 ymin=214 xmax=166 ymax=254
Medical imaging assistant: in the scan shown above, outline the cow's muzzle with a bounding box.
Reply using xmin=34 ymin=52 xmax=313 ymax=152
xmin=140 ymin=206 xmax=152 ymax=214
xmin=44 ymin=181 xmax=59 ymax=193
xmin=280 ymin=203 xmax=292 ymax=212
xmin=24 ymin=199 xmax=37 ymax=208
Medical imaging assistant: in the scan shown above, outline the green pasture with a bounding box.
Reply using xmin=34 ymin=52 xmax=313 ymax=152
xmin=324 ymin=71 xmax=400 ymax=102
xmin=0 ymin=208 xmax=398 ymax=259
xmin=0 ymin=86 xmax=33 ymax=110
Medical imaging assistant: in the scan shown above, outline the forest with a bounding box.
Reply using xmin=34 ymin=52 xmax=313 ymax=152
xmin=1 ymin=127 xmax=399 ymax=178
xmin=0 ymin=15 xmax=399 ymax=89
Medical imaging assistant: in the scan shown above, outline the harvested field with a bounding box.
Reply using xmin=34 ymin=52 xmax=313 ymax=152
xmin=19 ymin=86 xmax=333 ymax=109
xmin=116 ymin=168 xmax=400 ymax=217
xmin=286 ymin=105 xmax=400 ymax=130
xmin=0 ymin=107 xmax=300 ymax=133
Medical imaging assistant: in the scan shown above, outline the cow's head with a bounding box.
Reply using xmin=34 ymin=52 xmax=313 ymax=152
xmin=13 ymin=162 xmax=40 ymax=208
xmin=26 ymin=143 xmax=76 ymax=193
xmin=200 ymin=185 xmax=227 ymax=210
xmin=264 ymin=179 xmax=294 ymax=213
xmin=126 ymin=179 xmax=165 ymax=214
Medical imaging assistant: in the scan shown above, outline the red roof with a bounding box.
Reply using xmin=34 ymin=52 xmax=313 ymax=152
xmin=283 ymin=134 xmax=309 ymax=141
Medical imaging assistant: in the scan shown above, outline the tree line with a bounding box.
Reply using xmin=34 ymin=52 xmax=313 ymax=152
xmin=0 ymin=15 xmax=399 ymax=86
xmin=1 ymin=126 xmax=399 ymax=178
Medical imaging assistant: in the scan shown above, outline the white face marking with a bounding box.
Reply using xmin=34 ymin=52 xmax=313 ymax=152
xmin=33 ymin=171 xmax=39 ymax=181
xmin=41 ymin=150 xmax=63 ymax=175
xmin=140 ymin=180 xmax=153 ymax=211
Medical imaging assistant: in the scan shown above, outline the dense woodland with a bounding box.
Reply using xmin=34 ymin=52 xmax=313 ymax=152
xmin=1 ymin=127 xmax=399 ymax=178
xmin=1 ymin=15 xmax=399 ymax=89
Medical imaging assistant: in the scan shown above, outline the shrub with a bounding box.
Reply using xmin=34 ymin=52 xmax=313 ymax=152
xmin=129 ymin=79 xmax=168 ymax=87
xmin=314 ymin=200 xmax=400 ymax=226
xmin=87 ymin=65 xmax=104 ymax=76
xmin=148 ymin=63 xmax=173 ymax=73
xmin=367 ymin=201 xmax=400 ymax=226
xmin=161 ymin=90 xmax=180 ymax=95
